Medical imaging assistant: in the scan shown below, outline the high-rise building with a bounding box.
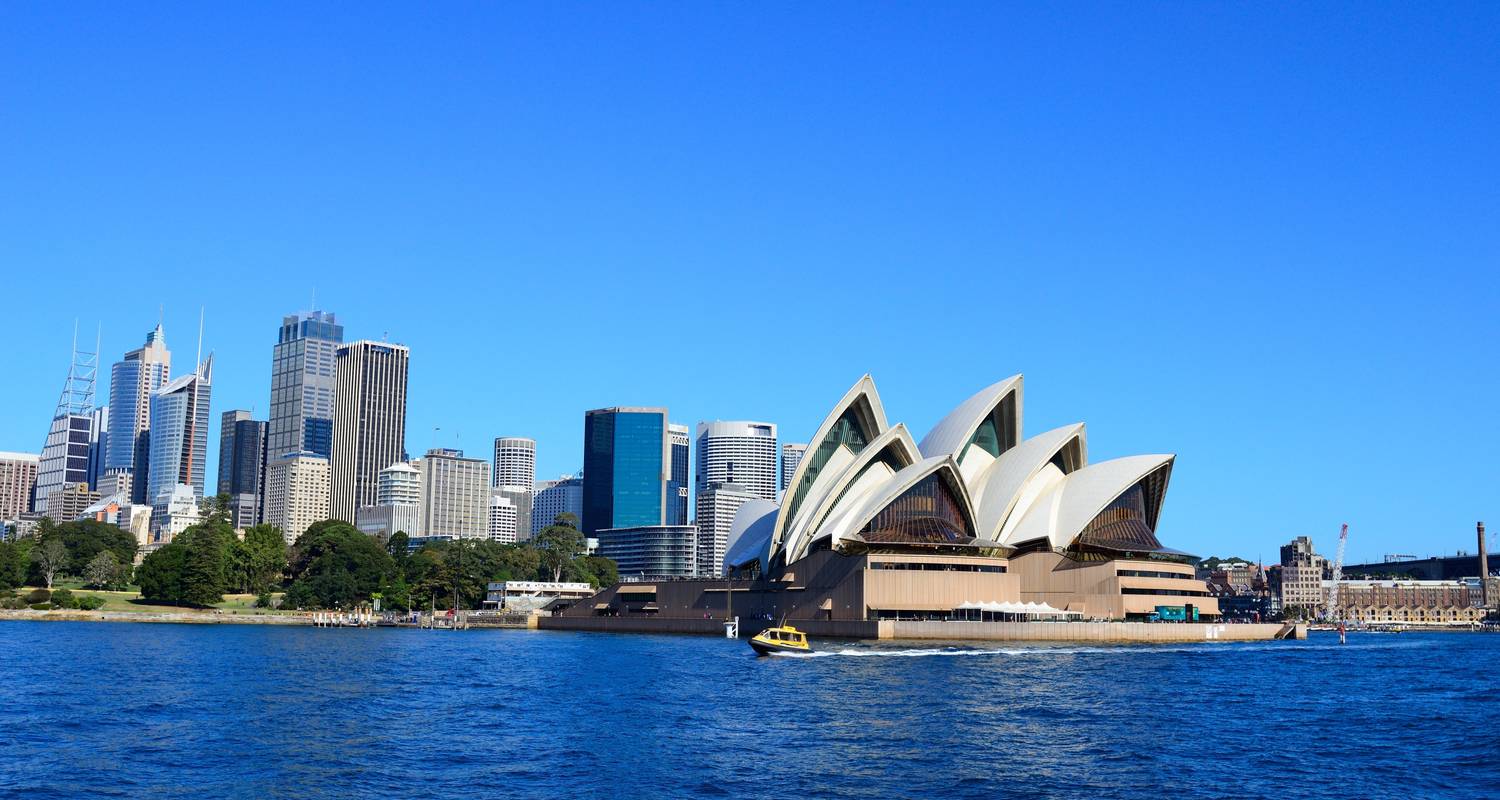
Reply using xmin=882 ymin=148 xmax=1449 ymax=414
xmin=267 ymin=311 xmax=344 ymax=461
xmin=106 ymin=323 xmax=171 ymax=503
xmin=0 ymin=452 xmax=40 ymax=521
xmin=264 ymin=452 xmax=330 ymax=545
xmin=781 ymin=443 xmax=807 ymax=492
xmin=1278 ymin=535 xmax=1328 ymax=615
xmin=47 ymin=482 xmax=101 ymax=523
xmin=582 ymin=407 xmax=674 ymax=536
xmin=418 ymin=448 xmax=489 ymax=539
xmin=146 ymin=357 xmax=213 ymax=508
xmin=694 ymin=482 xmax=757 ymax=577
xmin=669 ymin=423 xmax=690 ymax=527
xmin=97 ymin=470 xmax=132 ymax=502
xmin=492 ymin=437 xmax=536 ymax=491
xmin=356 ymin=461 xmax=422 ymax=539
xmin=35 ymin=330 xmax=98 ymax=516
xmin=532 ymin=475 xmax=583 ymax=536
xmin=329 ymin=341 xmax=409 ymax=522
xmin=488 ymin=490 xmax=519 ymax=544
xmin=695 ymin=421 xmax=778 ymax=502
xmin=150 ymin=483 xmax=201 ymax=543
xmin=217 ymin=410 xmax=266 ymax=529
xmin=87 ymin=406 xmax=109 ymax=490
xmin=492 ymin=437 xmax=536 ymax=535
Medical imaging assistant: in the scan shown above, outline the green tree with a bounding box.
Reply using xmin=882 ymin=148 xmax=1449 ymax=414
xmin=0 ymin=540 xmax=31 ymax=590
xmin=285 ymin=520 xmax=395 ymax=609
xmin=380 ymin=575 xmax=412 ymax=612
xmin=177 ymin=522 xmax=233 ymax=606
xmin=136 ymin=543 xmax=189 ymax=605
xmin=533 ymin=514 xmax=585 ymax=583
xmin=386 ymin=530 xmax=410 ymax=575
xmin=49 ymin=519 xmax=137 ymax=575
xmin=242 ymin=524 xmax=288 ymax=593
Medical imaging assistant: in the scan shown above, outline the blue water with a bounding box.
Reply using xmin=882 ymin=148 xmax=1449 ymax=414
xmin=1 ymin=623 xmax=1495 ymax=799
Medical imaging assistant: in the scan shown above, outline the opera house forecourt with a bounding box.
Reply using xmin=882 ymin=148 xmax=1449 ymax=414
xmin=545 ymin=375 xmax=1304 ymax=642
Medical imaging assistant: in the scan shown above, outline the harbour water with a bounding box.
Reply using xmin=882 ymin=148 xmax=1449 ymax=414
xmin=1 ymin=622 xmax=1494 ymax=799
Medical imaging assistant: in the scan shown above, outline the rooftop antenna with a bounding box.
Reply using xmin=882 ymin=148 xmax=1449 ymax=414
xmin=195 ymin=306 xmax=204 ymax=375
xmin=158 ymin=304 xmax=164 ymax=327
xmin=311 ymin=287 xmax=317 ymax=312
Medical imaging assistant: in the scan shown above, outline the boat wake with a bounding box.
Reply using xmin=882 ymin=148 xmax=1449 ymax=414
xmin=771 ymin=639 xmax=1427 ymax=659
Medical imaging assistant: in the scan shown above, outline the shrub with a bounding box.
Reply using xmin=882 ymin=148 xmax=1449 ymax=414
xmin=24 ymin=588 xmax=51 ymax=605
xmin=254 ymin=591 xmax=273 ymax=608
xmin=29 ymin=603 xmax=51 ymax=611
xmin=1 ymin=597 xmax=27 ymax=609
xmin=75 ymin=595 xmax=106 ymax=611
xmin=50 ymin=588 xmax=76 ymax=609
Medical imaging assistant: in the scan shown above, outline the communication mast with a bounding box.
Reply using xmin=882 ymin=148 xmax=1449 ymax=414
xmin=1325 ymin=523 xmax=1349 ymax=622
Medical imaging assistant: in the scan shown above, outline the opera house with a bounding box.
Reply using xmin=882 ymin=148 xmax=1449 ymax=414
xmin=555 ymin=375 xmax=1221 ymax=633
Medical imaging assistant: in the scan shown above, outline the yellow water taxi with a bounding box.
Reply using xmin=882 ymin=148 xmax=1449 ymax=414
xmin=749 ymin=625 xmax=812 ymax=656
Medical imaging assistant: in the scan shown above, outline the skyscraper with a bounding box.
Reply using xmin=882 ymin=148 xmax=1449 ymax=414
xmin=781 ymin=442 xmax=807 ymax=492
xmin=267 ymin=311 xmax=344 ymax=461
xmin=669 ymin=423 xmax=690 ymax=527
xmin=217 ymin=410 xmax=266 ymax=528
xmin=86 ymin=406 xmax=109 ymax=490
xmin=106 ymin=323 xmax=171 ymax=503
xmin=0 ymin=452 xmax=39 ymax=521
xmin=695 ymin=421 xmax=778 ymax=502
xmin=355 ymin=461 xmax=422 ymax=539
xmin=582 ymin=407 xmax=671 ymax=536
xmin=329 ymin=340 xmax=409 ymax=522
xmin=417 ymin=448 xmax=489 ymax=539
xmin=263 ymin=452 xmax=330 ymax=545
xmin=492 ymin=437 xmax=536 ymax=491
xmin=146 ymin=356 xmax=213 ymax=507
xmin=35 ymin=329 xmax=98 ymax=516
xmin=694 ymin=481 xmax=757 ymax=577
xmin=488 ymin=490 xmax=519 ymax=544
xmin=492 ymin=437 xmax=536 ymax=535
xmin=532 ymin=475 xmax=583 ymax=537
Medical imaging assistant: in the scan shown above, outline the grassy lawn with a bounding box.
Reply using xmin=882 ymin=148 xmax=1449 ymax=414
xmin=15 ymin=583 xmax=292 ymax=615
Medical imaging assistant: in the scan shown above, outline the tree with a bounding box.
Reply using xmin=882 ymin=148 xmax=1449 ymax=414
xmin=386 ymin=530 xmax=410 ymax=575
xmin=83 ymin=551 xmax=126 ymax=590
xmin=136 ymin=544 xmax=188 ymax=605
xmin=178 ymin=522 xmax=232 ymax=606
xmin=49 ymin=520 xmax=137 ymax=576
xmin=31 ymin=538 xmax=67 ymax=589
xmin=380 ymin=575 xmax=412 ymax=612
xmin=285 ymin=520 xmax=395 ymax=609
xmin=533 ymin=514 xmax=585 ymax=583
xmin=0 ymin=540 xmax=31 ymax=591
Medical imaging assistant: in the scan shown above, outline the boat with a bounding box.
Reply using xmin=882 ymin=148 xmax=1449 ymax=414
xmin=749 ymin=625 xmax=812 ymax=656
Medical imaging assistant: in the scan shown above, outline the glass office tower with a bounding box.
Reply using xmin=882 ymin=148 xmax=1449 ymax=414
xmin=582 ymin=407 xmax=671 ymax=536
xmin=267 ymin=310 xmax=343 ymax=461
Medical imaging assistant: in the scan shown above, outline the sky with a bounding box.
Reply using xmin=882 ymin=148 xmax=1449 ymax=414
xmin=2 ymin=3 xmax=1496 ymax=563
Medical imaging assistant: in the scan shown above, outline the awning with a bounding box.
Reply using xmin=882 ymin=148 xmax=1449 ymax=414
xmin=594 ymin=603 xmax=610 ymax=610
xmin=867 ymin=602 xmax=956 ymax=612
xmin=618 ymin=585 xmax=657 ymax=594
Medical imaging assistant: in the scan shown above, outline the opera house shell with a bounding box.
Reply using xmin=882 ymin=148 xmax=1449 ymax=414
xmin=720 ymin=374 xmax=1219 ymax=621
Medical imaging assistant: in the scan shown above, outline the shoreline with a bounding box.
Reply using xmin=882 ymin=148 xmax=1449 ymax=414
xmin=0 ymin=608 xmax=311 ymax=625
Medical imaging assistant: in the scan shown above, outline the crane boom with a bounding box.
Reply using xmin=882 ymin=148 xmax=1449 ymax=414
xmin=1325 ymin=523 xmax=1349 ymax=621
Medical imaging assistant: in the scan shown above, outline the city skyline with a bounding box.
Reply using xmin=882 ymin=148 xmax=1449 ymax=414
xmin=2 ymin=5 xmax=1497 ymax=561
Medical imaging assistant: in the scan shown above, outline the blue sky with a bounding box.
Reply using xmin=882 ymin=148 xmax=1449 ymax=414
xmin=2 ymin=3 xmax=1496 ymax=563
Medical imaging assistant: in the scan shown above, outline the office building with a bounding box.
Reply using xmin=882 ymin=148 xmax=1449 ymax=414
xmin=582 ymin=407 xmax=673 ymax=537
xmin=780 ymin=442 xmax=807 ymax=492
xmin=418 ymin=448 xmax=489 ymax=540
xmin=267 ymin=310 xmax=344 ymax=460
xmin=492 ymin=437 xmax=536 ymax=491
xmin=597 ymin=525 xmax=697 ymax=578
xmin=1279 ymin=536 xmax=1327 ymax=615
xmin=46 ymin=482 xmax=100 ymax=523
xmin=329 ymin=341 xmax=409 ymax=522
xmin=87 ymin=406 xmax=109 ymax=490
xmin=150 ymin=483 xmax=202 ymax=545
xmin=488 ymin=490 xmax=519 ymax=544
xmin=145 ymin=357 xmax=213 ymax=507
xmin=669 ymin=423 xmax=690 ymax=526
xmin=0 ymin=452 xmax=39 ymax=521
xmin=532 ymin=475 xmax=584 ymax=536
xmin=97 ymin=470 xmax=132 ymax=504
xmin=35 ymin=332 xmax=98 ymax=516
xmin=355 ymin=461 xmax=422 ymax=539
xmin=264 ymin=452 xmax=331 ymax=545
xmin=217 ymin=410 xmax=266 ymax=529
xmin=695 ymin=421 xmax=778 ymax=502
xmin=106 ymin=323 xmax=171 ymax=503
xmin=695 ymin=482 xmax=757 ymax=577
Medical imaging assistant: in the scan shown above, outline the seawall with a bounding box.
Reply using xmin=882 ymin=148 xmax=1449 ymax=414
xmin=538 ymin=615 xmax=1305 ymax=642
xmin=0 ymin=609 xmax=310 ymax=625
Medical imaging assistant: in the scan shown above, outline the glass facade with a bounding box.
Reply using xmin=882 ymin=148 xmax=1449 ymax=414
xmin=1075 ymin=468 xmax=1169 ymax=554
xmin=859 ymin=472 xmax=974 ymax=545
xmin=268 ymin=311 xmax=342 ymax=460
xmin=786 ymin=406 xmax=872 ymax=528
xmin=668 ymin=431 xmax=689 ymax=526
xmin=582 ymin=409 xmax=668 ymax=535
xmin=968 ymin=392 xmax=1018 ymax=459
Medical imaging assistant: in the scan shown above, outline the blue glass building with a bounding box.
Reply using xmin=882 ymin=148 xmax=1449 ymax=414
xmin=267 ymin=310 xmax=343 ymax=461
xmin=582 ymin=407 xmax=678 ymax=536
